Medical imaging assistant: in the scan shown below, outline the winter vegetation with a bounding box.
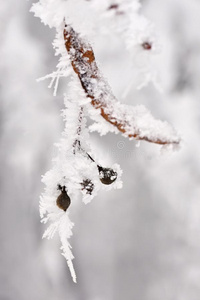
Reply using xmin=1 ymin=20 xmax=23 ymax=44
xmin=1 ymin=0 xmax=200 ymax=299
xmin=30 ymin=0 xmax=181 ymax=282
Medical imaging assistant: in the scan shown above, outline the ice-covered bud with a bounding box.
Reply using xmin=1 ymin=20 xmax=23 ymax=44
xmin=56 ymin=185 xmax=71 ymax=211
xmin=98 ymin=166 xmax=117 ymax=185
xmin=81 ymin=179 xmax=94 ymax=195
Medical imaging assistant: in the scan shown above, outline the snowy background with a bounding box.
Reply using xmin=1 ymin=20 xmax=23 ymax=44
xmin=1 ymin=0 xmax=200 ymax=299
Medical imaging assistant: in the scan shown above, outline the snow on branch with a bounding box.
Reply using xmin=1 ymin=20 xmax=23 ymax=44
xmin=63 ymin=25 xmax=180 ymax=146
xmin=38 ymin=79 xmax=122 ymax=283
xmin=31 ymin=0 xmax=181 ymax=284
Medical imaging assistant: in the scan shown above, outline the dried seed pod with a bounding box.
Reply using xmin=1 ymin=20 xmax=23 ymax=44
xmin=56 ymin=185 xmax=71 ymax=211
xmin=98 ymin=166 xmax=117 ymax=185
xmin=81 ymin=179 xmax=94 ymax=195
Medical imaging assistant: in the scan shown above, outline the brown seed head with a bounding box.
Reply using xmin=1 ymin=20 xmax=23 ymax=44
xmin=56 ymin=186 xmax=71 ymax=211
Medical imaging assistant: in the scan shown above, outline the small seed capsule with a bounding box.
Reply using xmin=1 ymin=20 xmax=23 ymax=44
xmin=98 ymin=166 xmax=117 ymax=185
xmin=56 ymin=185 xmax=71 ymax=211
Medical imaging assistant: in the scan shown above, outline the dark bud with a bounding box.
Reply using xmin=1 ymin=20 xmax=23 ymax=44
xmin=98 ymin=166 xmax=117 ymax=185
xmin=108 ymin=4 xmax=119 ymax=10
xmin=81 ymin=179 xmax=94 ymax=195
xmin=142 ymin=42 xmax=152 ymax=50
xmin=56 ymin=185 xmax=71 ymax=211
xmin=108 ymin=4 xmax=124 ymax=15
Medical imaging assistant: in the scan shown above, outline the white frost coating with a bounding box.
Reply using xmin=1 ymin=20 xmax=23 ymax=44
xmin=58 ymin=214 xmax=76 ymax=283
xmin=38 ymin=75 xmax=122 ymax=281
xmin=60 ymin=25 xmax=179 ymax=144
xmin=87 ymin=98 xmax=179 ymax=143
xmin=37 ymin=26 xmax=72 ymax=96
xmin=88 ymin=104 xmax=119 ymax=136
xmin=31 ymin=0 xmax=67 ymax=28
xmin=31 ymin=0 xmax=179 ymax=283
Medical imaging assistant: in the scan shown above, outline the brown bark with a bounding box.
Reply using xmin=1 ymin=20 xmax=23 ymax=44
xmin=63 ymin=25 xmax=180 ymax=146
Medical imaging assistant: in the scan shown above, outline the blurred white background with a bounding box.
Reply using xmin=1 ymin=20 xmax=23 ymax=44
xmin=1 ymin=0 xmax=200 ymax=299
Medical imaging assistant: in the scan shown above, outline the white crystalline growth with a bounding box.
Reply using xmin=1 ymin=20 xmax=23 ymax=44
xmin=31 ymin=0 xmax=179 ymax=284
xmin=39 ymin=78 xmax=123 ymax=282
xmin=40 ymin=166 xmax=76 ymax=282
xmin=37 ymin=27 xmax=72 ymax=96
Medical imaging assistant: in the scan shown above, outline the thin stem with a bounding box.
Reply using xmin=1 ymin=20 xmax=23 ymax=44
xmin=73 ymin=106 xmax=84 ymax=154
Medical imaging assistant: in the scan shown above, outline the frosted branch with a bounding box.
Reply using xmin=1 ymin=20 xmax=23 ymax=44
xmin=63 ymin=25 xmax=180 ymax=146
